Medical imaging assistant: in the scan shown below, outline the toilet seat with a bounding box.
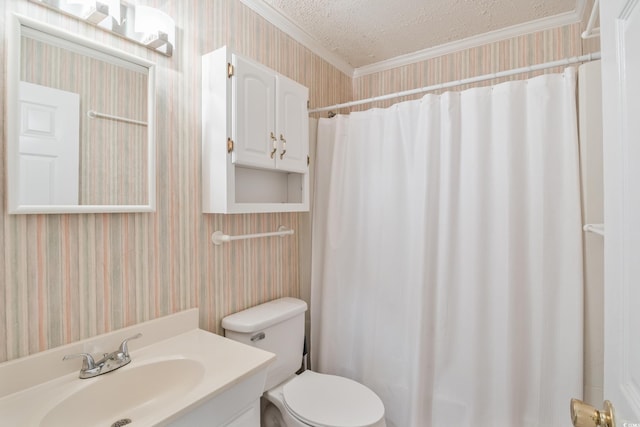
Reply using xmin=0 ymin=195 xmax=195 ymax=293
xmin=282 ymin=371 xmax=385 ymax=427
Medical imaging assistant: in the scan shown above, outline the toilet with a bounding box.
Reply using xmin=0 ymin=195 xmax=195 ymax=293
xmin=222 ymin=297 xmax=387 ymax=427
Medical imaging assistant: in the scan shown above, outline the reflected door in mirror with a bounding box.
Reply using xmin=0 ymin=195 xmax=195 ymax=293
xmin=19 ymin=82 xmax=80 ymax=205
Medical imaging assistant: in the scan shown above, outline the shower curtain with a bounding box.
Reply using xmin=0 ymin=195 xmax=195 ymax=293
xmin=311 ymin=68 xmax=583 ymax=427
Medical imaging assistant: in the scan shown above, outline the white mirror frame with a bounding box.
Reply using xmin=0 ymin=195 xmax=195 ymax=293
xmin=6 ymin=13 xmax=156 ymax=214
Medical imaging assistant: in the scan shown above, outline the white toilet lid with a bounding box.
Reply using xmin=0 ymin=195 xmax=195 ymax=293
xmin=282 ymin=371 xmax=385 ymax=427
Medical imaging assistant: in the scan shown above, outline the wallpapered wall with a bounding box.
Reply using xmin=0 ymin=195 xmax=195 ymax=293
xmin=1 ymin=0 xmax=599 ymax=364
xmin=352 ymin=22 xmax=600 ymax=111
xmin=0 ymin=0 xmax=352 ymax=362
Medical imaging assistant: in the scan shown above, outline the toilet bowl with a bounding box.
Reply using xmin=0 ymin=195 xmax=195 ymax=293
xmin=222 ymin=298 xmax=387 ymax=427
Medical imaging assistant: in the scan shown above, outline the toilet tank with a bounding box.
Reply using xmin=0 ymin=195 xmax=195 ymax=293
xmin=222 ymin=297 xmax=307 ymax=391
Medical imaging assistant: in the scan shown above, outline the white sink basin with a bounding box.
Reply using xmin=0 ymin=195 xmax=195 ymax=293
xmin=0 ymin=309 xmax=275 ymax=427
xmin=41 ymin=359 xmax=205 ymax=427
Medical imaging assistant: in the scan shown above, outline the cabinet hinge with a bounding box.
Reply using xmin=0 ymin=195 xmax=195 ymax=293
xmin=307 ymin=155 xmax=310 ymax=166
xmin=227 ymin=63 xmax=234 ymax=78
xmin=227 ymin=138 xmax=234 ymax=153
xmin=307 ymin=100 xmax=310 ymax=109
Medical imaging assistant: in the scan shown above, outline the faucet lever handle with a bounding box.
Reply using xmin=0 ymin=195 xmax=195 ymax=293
xmin=63 ymin=353 xmax=97 ymax=371
xmin=118 ymin=333 xmax=142 ymax=357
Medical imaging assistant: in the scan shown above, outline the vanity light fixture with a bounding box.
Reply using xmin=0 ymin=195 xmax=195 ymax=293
xmin=134 ymin=5 xmax=174 ymax=56
xmin=27 ymin=0 xmax=175 ymax=56
xmin=62 ymin=0 xmax=120 ymax=25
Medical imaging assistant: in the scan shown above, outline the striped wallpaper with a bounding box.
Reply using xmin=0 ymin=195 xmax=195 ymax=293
xmin=0 ymin=0 xmax=597 ymax=363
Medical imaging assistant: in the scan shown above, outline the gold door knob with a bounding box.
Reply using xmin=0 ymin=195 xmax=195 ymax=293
xmin=570 ymin=399 xmax=615 ymax=427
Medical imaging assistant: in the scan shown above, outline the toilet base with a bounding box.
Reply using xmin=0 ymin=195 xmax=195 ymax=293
xmin=262 ymin=377 xmax=310 ymax=427
xmin=261 ymin=399 xmax=288 ymax=427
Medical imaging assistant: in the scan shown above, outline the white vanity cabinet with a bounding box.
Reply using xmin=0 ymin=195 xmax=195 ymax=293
xmin=167 ymin=372 xmax=264 ymax=427
xmin=202 ymin=46 xmax=310 ymax=213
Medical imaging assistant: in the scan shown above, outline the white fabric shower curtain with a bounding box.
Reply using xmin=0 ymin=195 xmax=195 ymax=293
xmin=311 ymin=68 xmax=583 ymax=427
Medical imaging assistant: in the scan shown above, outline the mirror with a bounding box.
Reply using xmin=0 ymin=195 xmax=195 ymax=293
xmin=6 ymin=14 xmax=156 ymax=214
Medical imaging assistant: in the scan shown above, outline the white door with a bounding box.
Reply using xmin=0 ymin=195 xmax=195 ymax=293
xmin=275 ymin=75 xmax=309 ymax=173
xmin=232 ymin=54 xmax=276 ymax=169
xmin=601 ymin=0 xmax=640 ymax=423
xmin=18 ymin=82 xmax=80 ymax=205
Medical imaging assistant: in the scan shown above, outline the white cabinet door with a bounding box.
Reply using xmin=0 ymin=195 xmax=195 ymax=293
xmin=601 ymin=0 xmax=640 ymax=423
xmin=233 ymin=54 xmax=276 ymax=170
xmin=232 ymin=56 xmax=309 ymax=174
xmin=276 ymin=75 xmax=309 ymax=173
xmin=222 ymin=401 xmax=260 ymax=427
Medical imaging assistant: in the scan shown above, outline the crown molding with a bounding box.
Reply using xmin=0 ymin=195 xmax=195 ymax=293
xmin=354 ymin=0 xmax=587 ymax=77
xmin=239 ymin=0 xmax=586 ymax=79
xmin=238 ymin=0 xmax=354 ymax=76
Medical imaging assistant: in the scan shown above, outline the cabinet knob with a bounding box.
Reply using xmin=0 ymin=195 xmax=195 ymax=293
xmin=270 ymin=132 xmax=277 ymax=159
xmin=280 ymin=134 xmax=287 ymax=159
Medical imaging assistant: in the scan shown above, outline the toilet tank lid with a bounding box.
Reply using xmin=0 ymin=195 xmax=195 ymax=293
xmin=221 ymin=297 xmax=307 ymax=333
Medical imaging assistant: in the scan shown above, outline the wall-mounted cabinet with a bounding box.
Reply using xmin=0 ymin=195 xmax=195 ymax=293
xmin=202 ymin=46 xmax=309 ymax=213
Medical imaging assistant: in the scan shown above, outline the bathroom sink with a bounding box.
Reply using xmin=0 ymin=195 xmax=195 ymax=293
xmin=40 ymin=359 xmax=205 ymax=427
xmin=0 ymin=308 xmax=275 ymax=427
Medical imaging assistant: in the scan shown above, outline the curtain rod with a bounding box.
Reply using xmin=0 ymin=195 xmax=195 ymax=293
xmin=309 ymin=52 xmax=601 ymax=114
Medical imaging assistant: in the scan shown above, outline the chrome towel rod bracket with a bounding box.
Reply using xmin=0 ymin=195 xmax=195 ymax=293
xmin=583 ymin=223 xmax=604 ymax=236
xmin=581 ymin=0 xmax=600 ymax=39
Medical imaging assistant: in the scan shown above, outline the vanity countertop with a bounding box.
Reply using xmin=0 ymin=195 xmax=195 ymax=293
xmin=0 ymin=309 xmax=275 ymax=426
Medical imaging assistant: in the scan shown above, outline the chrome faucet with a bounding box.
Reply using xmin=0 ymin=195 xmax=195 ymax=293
xmin=63 ymin=333 xmax=142 ymax=379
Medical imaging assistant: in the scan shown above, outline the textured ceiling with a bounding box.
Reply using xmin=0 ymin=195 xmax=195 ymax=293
xmin=260 ymin=0 xmax=579 ymax=68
